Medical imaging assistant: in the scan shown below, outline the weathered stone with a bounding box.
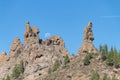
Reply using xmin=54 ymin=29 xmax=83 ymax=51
xmin=0 ymin=22 xmax=70 ymax=80
xmin=9 ymin=38 xmax=23 ymax=57
xmin=45 ymin=36 xmax=65 ymax=47
xmin=79 ymin=22 xmax=98 ymax=54
xmin=32 ymin=27 xmax=39 ymax=34
xmin=0 ymin=52 xmax=7 ymax=63
xmin=24 ymin=22 xmax=40 ymax=44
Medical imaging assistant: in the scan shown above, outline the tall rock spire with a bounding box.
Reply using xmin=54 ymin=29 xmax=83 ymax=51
xmin=24 ymin=22 xmax=40 ymax=44
xmin=26 ymin=21 xmax=31 ymax=33
xmin=78 ymin=22 xmax=98 ymax=54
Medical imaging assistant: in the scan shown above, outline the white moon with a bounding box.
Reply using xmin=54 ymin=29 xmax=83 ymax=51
xmin=45 ymin=32 xmax=51 ymax=39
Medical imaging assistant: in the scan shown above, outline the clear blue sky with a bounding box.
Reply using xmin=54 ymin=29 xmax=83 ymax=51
xmin=0 ymin=0 xmax=120 ymax=54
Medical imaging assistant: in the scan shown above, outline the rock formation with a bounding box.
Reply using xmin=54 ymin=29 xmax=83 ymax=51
xmin=78 ymin=22 xmax=98 ymax=54
xmin=9 ymin=38 xmax=23 ymax=57
xmin=24 ymin=22 xmax=40 ymax=44
xmin=45 ymin=36 xmax=65 ymax=47
xmin=0 ymin=21 xmax=120 ymax=80
xmin=0 ymin=52 xmax=7 ymax=63
xmin=0 ymin=22 xmax=69 ymax=80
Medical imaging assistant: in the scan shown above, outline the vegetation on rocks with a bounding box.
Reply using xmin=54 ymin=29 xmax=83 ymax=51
xmin=3 ymin=75 xmax=10 ymax=80
xmin=64 ymin=55 xmax=70 ymax=67
xmin=53 ymin=59 xmax=60 ymax=71
xmin=84 ymin=52 xmax=93 ymax=65
xmin=1 ymin=22 xmax=120 ymax=80
xmin=48 ymin=68 xmax=52 ymax=74
xmin=12 ymin=60 xmax=24 ymax=79
xmin=3 ymin=61 xmax=24 ymax=80
xmin=91 ymin=71 xmax=100 ymax=80
xmin=91 ymin=71 xmax=118 ymax=80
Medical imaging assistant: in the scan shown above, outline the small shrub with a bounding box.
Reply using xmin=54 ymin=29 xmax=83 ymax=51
xmin=19 ymin=60 xmax=24 ymax=74
xmin=64 ymin=55 xmax=70 ymax=67
xmin=12 ymin=60 xmax=24 ymax=79
xmin=111 ymin=75 xmax=118 ymax=80
xmin=48 ymin=68 xmax=52 ymax=74
xmin=5 ymin=75 xmax=10 ymax=80
xmin=84 ymin=55 xmax=90 ymax=65
xmin=91 ymin=71 xmax=100 ymax=80
xmin=84 ymin=53 xmax=93 ymax=65
xmin=103 ymin=73 xmax=110 ymax=80
xmin=53 ymin=59 xmax=60 ymax=71
xmin=3 ymin=75 xmax=11 ymax=80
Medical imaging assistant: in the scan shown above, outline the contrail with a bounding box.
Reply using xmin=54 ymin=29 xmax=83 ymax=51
xmin=100 ymin=16 xmax=120 ymax=18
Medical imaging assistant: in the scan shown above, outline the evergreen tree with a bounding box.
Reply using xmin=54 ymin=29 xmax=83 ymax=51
xmin=101 ymin=44 xmax=108 ymax=61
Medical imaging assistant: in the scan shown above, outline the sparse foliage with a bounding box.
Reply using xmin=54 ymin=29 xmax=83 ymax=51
xmin=48 ymin=68 xmax=52 ymax=74
xmin=12 ymin=60 xmax=24 ymax=79
xmin=64 ymin=55 xmax=70 ymax=67
xmin=84 ymin=52 xmax=93 ymax=65
xmin=53 ymin=59 xmax=60 ymax=71
xmin=3 ymin=75 xmax=10 ymax=80
xmin=103 ymin=73 xmax=110 ymax=80
xmin=91 ymin=71 xmax=100 ymax=80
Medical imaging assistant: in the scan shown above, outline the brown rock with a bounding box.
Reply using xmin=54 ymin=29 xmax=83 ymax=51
xmin=26 ymin=22 xmax=31 ymax=33
xmin=45 ymin=36 xmax=65 ymax=47
xmin=79 ymin=22 xmax=98 ymax=54
xmin=24 ymin=22 xmax=40 ymax=44
xmin=32 ymin=27 xmax=39 ymax=34
xmin=0 ymin=52 xmax=7 ymax=63
xmin=9 ymin=38 xmax=23 ymax=57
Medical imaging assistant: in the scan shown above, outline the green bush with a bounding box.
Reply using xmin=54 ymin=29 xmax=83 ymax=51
xmin=19 ymin=60 xmax=24 ymax=74
xmin=3 ymin=75 xmax=11 ymax=80
xmin=64 ymin=55 xmax=70 ymax=67
xmin=48 ymin=68 xmax=52 ymax=74
xmin=5 ymin=75 xmax=10 ymax=80
xmin=53 ymin=59 xmax=60 ymax=71
xmin=84 ymin=52 xmax=93 ymax=65
xmin=103 ymin=73 xmax=110 ymax=80
xmin=91 ymin=71 xmax=100 ymax=80
xmin=111 ymin=75 xmax=118 ymax=80
xmin=12 ymin=60 xmax=24 ymax=79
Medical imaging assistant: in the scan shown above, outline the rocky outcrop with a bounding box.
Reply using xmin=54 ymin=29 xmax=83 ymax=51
xmin=45 ymin=36 xmax=64 ymax=47
xmin=24 ymin=22 xmax=40 ymax=44
xmin=0 ymin=52 xmax=7 ymax=63
xmin=1 ymin=21 xmax=120 ymax=80
xmin=21 ymin=35 xmax=69 ymax=79
xmin=9 ymin=38 xmax=23 ymax=57
xmin=78 ymin=22 xmax=98 ymax=54
xmin=0 ymin=22 xmax=70 ymax=80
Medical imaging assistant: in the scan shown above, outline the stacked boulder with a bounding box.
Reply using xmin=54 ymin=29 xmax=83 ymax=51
xmin=78 ymin=22 xmax=98 ymax=54
xmin=24 ymin=22 xmax=40 ymax=44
